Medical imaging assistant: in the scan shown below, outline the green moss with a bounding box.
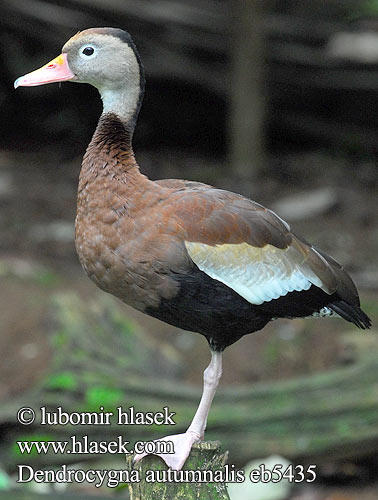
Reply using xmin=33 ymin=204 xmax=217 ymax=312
xmin=45 ymin=372 xmax=78 ymax=391
xmin=85 ymin=386 xmax=124 ymax=410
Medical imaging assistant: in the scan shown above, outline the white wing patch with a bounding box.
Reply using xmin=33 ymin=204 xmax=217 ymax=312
xmin=185 ymin=241 xmax=325 ymax=305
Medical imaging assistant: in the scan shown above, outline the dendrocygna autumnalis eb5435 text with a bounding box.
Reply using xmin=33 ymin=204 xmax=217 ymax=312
xmin=15 ymin=28 xmax=371 ymax=471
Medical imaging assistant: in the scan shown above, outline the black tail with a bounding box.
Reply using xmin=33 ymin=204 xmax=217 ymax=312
xmin=329 ymin=301 xmax=371 ymax=330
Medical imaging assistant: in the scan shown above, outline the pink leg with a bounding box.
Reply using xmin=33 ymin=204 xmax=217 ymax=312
xmin=133 ymin=350 xmax=222 ymax=470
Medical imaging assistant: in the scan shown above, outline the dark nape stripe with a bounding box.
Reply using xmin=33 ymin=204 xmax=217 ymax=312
xmin=105 ymin=28 xmax=145 ymax=130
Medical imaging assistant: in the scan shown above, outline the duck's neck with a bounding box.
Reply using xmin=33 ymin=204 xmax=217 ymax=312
xmin=100 ymin=86 xmax=142 ymax=134
xmin=98 ymin=57 xmax=145 ymax=135
xmin=93 ymin=112 xmax=134 ymax=150
xmin=84 ymin=49 xmax=145 ymax=170
xmin=81 ymin=112 xmax=145 ymax=184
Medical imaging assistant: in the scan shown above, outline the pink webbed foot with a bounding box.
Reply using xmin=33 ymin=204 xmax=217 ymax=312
xmin=133 ymin=430 xmax=201 ymax=471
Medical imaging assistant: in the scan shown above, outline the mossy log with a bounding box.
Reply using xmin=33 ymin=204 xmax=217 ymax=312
xmin=1 ymin=293 xmax=378 ymax=470
xmin=126 ymin=441 xmax=230 ymax=500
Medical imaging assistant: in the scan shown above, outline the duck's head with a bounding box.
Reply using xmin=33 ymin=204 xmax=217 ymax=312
xmin=15 ymin=28 xmax=145 ymax=130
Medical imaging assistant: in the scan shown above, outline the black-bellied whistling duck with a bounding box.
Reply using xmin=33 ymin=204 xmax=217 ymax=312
xmin=15 ymin=28 xmax=371 ymax=471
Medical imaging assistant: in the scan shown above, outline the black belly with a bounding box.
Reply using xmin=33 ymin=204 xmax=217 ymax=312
xmin=145 ymin=265 xmax=338 ymax=351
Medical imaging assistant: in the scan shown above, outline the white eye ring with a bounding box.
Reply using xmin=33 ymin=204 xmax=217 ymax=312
xmin=80 ymin=45 xmax=97 ymax=59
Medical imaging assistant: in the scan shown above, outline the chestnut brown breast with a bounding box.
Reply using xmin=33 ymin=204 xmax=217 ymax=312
xmin=74 ymin=114 xmax=221 ymax=313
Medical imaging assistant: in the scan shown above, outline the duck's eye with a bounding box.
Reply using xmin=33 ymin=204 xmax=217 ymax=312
xmin=81 ymin=46 xmax=95 ymax=57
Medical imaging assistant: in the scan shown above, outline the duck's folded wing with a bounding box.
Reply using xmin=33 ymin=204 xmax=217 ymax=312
xmin=169 ymin=189 xmax=360 ymax=308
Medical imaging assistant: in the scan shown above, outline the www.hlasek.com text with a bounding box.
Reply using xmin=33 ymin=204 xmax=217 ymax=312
xmin=17 ymin=435 xmax=173 ymax=455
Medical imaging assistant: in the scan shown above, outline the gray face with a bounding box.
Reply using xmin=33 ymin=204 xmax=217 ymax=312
xmin=62 ymin=32 xmax=140 ymax=93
